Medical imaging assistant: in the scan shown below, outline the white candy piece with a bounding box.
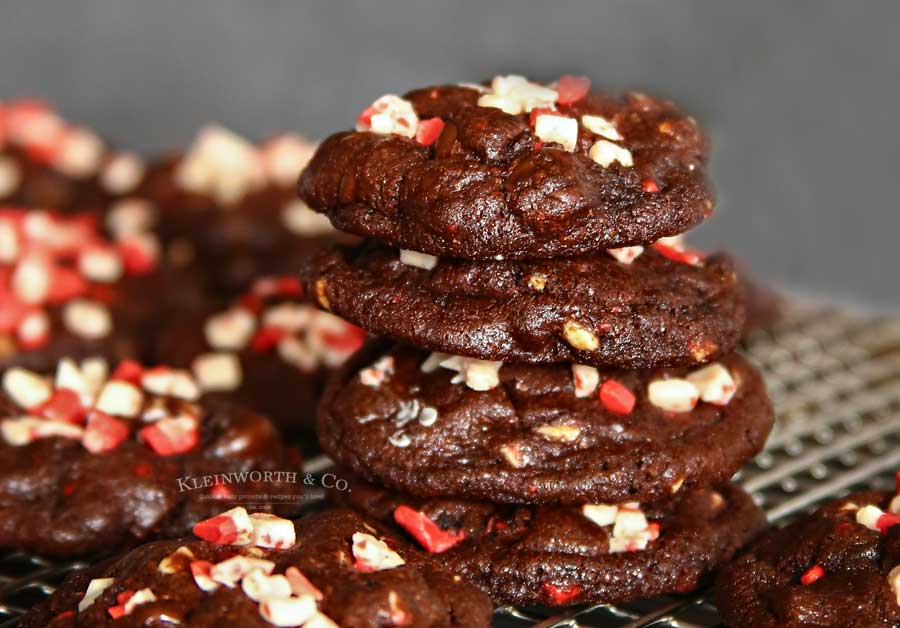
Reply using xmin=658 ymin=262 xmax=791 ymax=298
xmin=889 ymin=495 xmax=900 ymax=514
xmin=218 ymin=506 xmax=256 ymax=545
xmin=589 ymin=139 xmax=634 ymax=168
xmin=95 ymin=380 xmax=143 ymax=418
xmin=1 ymin=416 xmax=84 ymax=446
xmin=123 ymin=588 xmax=157 ymax=615
xmin=63 ymin=300 xmax=113 ymax=339
xmin=175 ymin=125 xmax=265 ymax=204
xmin=79 ymin=246 xmax=124 ymax=283
xmin=686 ymin=363 xmax=737 ymax=405
xmin=420 ymin=352 xmax=449 ymax=374
xmin=606 ymin=246 xmax=644 ymax=265
xmin=582 ymin=503 xmax=619 ymax=527
xmin=359 ymin=356 xmax=395 ymax=388
xmin=55 ymin=358 xmax=98 ymax=405
xmin=241 ymin=569 xmax=292 ymax=602
xmin=351 ymin=532 xmax=406 ymax=571
xmin=302 ymin=613 xmax=340 ymax=628
xmin=477 ymin=94 xmax=522 ymax=115
xmin=357 ymin=95 xmax=419 ymax=138
xmin=249 ymin=513 xmax=296 ymax=549
xmin=613 ymin=508 xmax=649 ymax=538
xmin=12 ymin=256 xmax=51 ymax=303
xmin=490 ymin=74 xmax=558 ymax=112
xmin=534 ymin=114 xmax=578 ymax=151
xmin=211 ymin=555 xmax=276 ymax=588
xmin=856 ymin=504 xmax=885 ymax=531
xmin=0 ymin=216 xmax=20 ymax=262
xmin=439 ymin=355 xmax=503 ymax=391
xmin=17 ymin=311 xmax=49 ymax=345
xmin=399 ymin=249 xmax=438 ymax=270
xmin=581 ymin=114 xmax=623 ymax=141
xmin=277 ymin=336 xmax=318 ymax=372
xmin=106 ymin=198 xmax=156 ymax=238
xmin=647 ymin=378 xmax=699 ymax=413
xmin=141 ymin=368 xmax=200 ymax=401
xmin=282 ymin=199 xmax=335 ymax=236
xmin=3 ymin=367 xmax=51 ymax=409
xmin=191 ymin=561 xmax=221 ymax=592
xmin=500 ymin=443 xmax=526 ymax=468
xmin=889 ymin=564 xmax=900 ymax=606
xmin=157 ymin=546 xmax=196 ymax=574
xmin=54 ymin=128 xmax=104 ymax=178
xmin=205 ymin=308 xmax=257 ymax=351
xmin=258 ymin=594 xmax=318 ymax=627
xmin=101 ymin=153 xmax=146 ymax=194
xmin=78 ymin=577 xmax=115 ymax=612
xmin=262 ymin=303 xmax=313 ymax=332
xmin=571 ymin=364 xmax=599 ymax=398
xmin=193 ymin=352 xmax=242 ymax=392
xmin=261 ymin=135 xmax=316 ymax=187
xmin=0 ymin=156 xmax=21 ymax=198
xmin=285 ymin=567 xmax=323 ymax=600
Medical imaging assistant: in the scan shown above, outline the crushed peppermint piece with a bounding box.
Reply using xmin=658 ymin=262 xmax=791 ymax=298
xmin=248 ymin=513 xmax=296 ymax=549
xmin=94 ymin=380 xmax=143 ymax=417
xmin=686 ymin=362 xmax=737 ymax=405
xmin=78 ymin=577 xmax=115 ymax=612
xmin=62 ymin=300 xmax=112 ymax=339
xmin=192 ymin=352 xmax=242 ymax=392
xmin=599 ymin=379 xmax=636 ymax=415
xmin=0 ymin=157 xmax=21 ymax=197
xmin=282 ymin=199 xmax=335 ymax=236
xmin=589 ymin=139 xmax=633 ymax=168
xmin=157 ymin=546 xmax=196 ymax=574
xmin=356 ymin=95 xmax=419 ymax=138
xmin=174 ymin=125 xmax=266 ymax=204
xmin=437 ymin=354 xmax=502 ymax=391
xmin=258 ymin=595 xmax=318 ymax=627
xmin=889 ymin=565 xmax=900 ymax=606
xmin=533 ymin=113 xmax=578 ymax=151
xmin=351 ymin=531 xmax=406 ymax=572
xmin=193 ymin=507 xmax=255 ymax=545
xmin=141 ymin=368 xmax=200 ymax=401
xmin=647 ymin=378 xmax=699 ymax=413
xmin=394 ymin=505 xmax=465 ymax=553
xmin=210 ymin=555 xmax=276 ymax=588
xmin=101 ymin=152 xmax=145 ymax=194
xmin=359 ymin=355 xmax=395 ymax=387
xmin=500 ymin=443 xmax=525 ymax=468
xmin=205 ymin=307 xmax=257 ymax=351
xmin=399 ymin=248 xmax=438 ymax=270
xmin=606 ymin=245 xmax=644 ymax=264
xmin=555 ymin=75 xmax=591 ymax=105
xmin=190 ymin=560 xmax=220 ymax=592
xmin=572 ymin=364 xmax=599 ymax=397
xmin=241 ymin=569 xmax=292 ymax=602
xmin=3 ymin=366 xmax=52 ymax=408
xmin=581 ymin=114 xmax=623 ymax=141
xmin=582 ymin=503 xmax=619 ymax=527
xmin=415 ymin=117 xmax=445 ymax=146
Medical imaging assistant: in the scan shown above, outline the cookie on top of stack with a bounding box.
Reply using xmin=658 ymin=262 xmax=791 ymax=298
xmin=299 ymin=74 xmax=774 ymax=607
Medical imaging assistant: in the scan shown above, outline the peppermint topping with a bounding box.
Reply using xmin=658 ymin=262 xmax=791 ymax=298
xmin=360 ymin=355 xmax=395 ymax=387
xmin=599 ymin=379 xmax=636 ymax=415
xmin=260 ymin=134 xmax=316 ymax=188
xmin=356 ymin=95 xmax=419 ymax=138
xmin=399 ymin=249 xmax=438 ymax=270
xmin=107 ymin=588 xmax=156 ymax=619
xmin=572 ymin=364 xmax=599 ymax=397
xmin=193 ymin=506 xmax=256 ymax=545
xmin=647 ymin=378 xmax=699 ymax=413
xmin=393 ymin=505 xmax=465 ymax=554
xmin=351 ymin=531 xmax=406 ymax=572
xmin=0 ymin=208 xmax=157 ymax=348
xmin=533 ymin=113 xmax=578 ymax=151
xmin=581 ymin=114 xmax=622 ymax=141
xmin=686 ymin=362 xmax=737 ymax=405
xmin=589 ymin=139 xmax=633 ymax=168
xmin=192 ymin=352 xmax=242 ymax=391
xmin=800 ymin=564 xmax=825 ymax=586
xmin=648 ymin=363 xmax=739 ymax=412
xmin=652 ymin=236 xmax=705 ymax=266
xmin=582 ymin=502 xmax=661 ymax=553
xmin=606 ymin=245 xmax=644 ymax=264
xmin=101 ymin=153 xmax=146 ymax=194
xmin=477 ymin=75 xmax=558 ymax=115
xmin=248 ymin=512 xmax=297 ymax=549
xmin=0 ymin=359 xmax=218 ymax=454
xmin=54 ymin=127 xmax=104 ymax=178
xmin=174 ymin=125 xmax=266 ymax=204
xmin=106 ymin=199 xmax=156 ymax=239
xmin=78 ymin=578 xmax=114 ymax=612
xmin=281 ymin=199 xmax=335 ymax=236
xmin=422 ymin=352 xmax=502 ymax=391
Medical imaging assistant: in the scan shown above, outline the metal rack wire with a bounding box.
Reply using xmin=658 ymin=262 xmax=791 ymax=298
xmin=2 ymin=303 xmax=899 ymax=627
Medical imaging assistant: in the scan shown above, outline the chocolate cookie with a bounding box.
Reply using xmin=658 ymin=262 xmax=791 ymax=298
xmin=331 ymin=472 xmax=764 ymax=606
xmin=141 ymin=126 xmax=349 ymax=296
xmin=318 ymin=342 xmax=773 ymax=505
xmin=0 ymin=100 xmax=147 ymax=214
xmin=20 ymin=508 xmax=493 ymax=627
xmin=0 ymin=358 xmax=301 ymax=557
xmin=716 ymin=489 xmax=900 ymax=628
xmin=303 ymin=239 xmax=744 ymax=368
xmin=298 ymin=75 xmax=713 ymax=260
xmin=156 ymin=275 xmax=365 ymax=434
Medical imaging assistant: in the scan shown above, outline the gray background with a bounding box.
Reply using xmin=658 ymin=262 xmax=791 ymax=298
xmin=1 ymin=0 xmax=897 ymax=309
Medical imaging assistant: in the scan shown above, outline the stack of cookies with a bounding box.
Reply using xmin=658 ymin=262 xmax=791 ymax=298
xmin=299 ymin=74 xmax=775 ymax=607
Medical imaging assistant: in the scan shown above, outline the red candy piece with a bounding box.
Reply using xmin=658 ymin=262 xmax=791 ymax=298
xmin=642 ymin=179 xmax=660 ymax=193
xmin=321 ymin=324 xmax=366 ymax=354
xmin=82 ymin=412 xmax=130 ymax=453
xmin=0 ymin=294 xmax=30 ymax=331
xmin=541 ymin=582 xmax=582 ymax=605
xmin=274 ymin=276 xmax=303 ymax=297
xmin=34 ymin=388 xmax=86 ymax=424
xmin=107 ymin=590 xmax=135 ymax=619
xmin=393 ymin=505 xmax=465 ymax=554
xmin=652 ymin=242 xmax=705 ymax=266
xmin=133 ymin=462 xmax=153 ymax=478
xmin=117 ymin=237 xmax=156 ymax=275
xmin=876 ymin=512 xmax=900 ymax=533
xmin=193 ymin=514 xmax=239 ymax=544
xmin=555 ymin=75 xmax=591 ymax=105
xmin=415 ymin=117 xmax=445 ymax=146
xmin=210 ymin=483 xmax=233 ymax=499
xmin=250 ymin=325 xmax=286 ymax=352
xmin=48 ymin=267 xmax=88 ymax=304
xmin=111 ymin=359 xmax=144 ymax=384
xmin=800 ymin=564 xmax=825 ymax=586
xmin=140 ymin=420 xmax=198 ymax=456
xmin=599 ymin=379 xmax=636 ymax=415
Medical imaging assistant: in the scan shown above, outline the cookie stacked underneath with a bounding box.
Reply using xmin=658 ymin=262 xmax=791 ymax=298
xmin=298 ymin=75 xmax=774 ymax=607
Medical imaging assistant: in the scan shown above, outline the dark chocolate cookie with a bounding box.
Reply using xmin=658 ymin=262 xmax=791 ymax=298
xmin=298 ymin=75 xmax=713 ymax=260
xmin=716 ymin=489 xmax=900 ymax=628
xmin=0 ymin=100 xmax=147 ymax=214
xmin=156 ymin=275 xmax=365 ymax=434
xmin=141 ymin=127 xmax=351 ymax=296
xmin=0 ymin=358 xmax=301 ymax=557
xmin=20 ymin=508 xmax=493 ymax=627
xmin=303 ymin=240 xmax=743 ymax=369
xmin=318 ymin=342 xmax=773 ymax=505
xmin=331 ymin=472 xmax=764 ymax=607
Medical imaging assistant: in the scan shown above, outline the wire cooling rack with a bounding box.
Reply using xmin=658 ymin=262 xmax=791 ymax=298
xmin=2 ymin=303 xmax=900 ymax=627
